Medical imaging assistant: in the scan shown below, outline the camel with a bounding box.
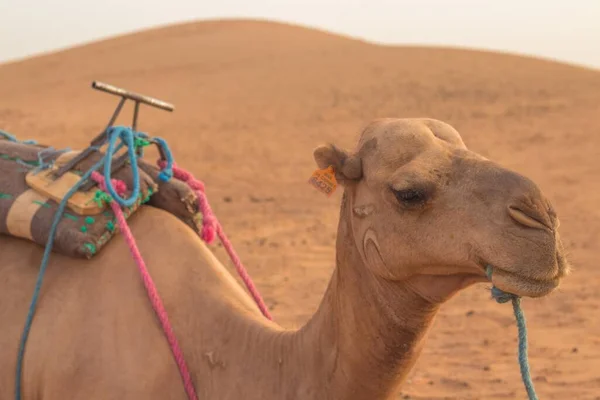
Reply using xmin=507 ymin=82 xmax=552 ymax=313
xmin=0 ymin=117 xmax=568 ymax=399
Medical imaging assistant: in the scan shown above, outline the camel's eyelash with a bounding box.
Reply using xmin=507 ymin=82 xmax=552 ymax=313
xmin=389 ymin=183 xmax=434 ymax=208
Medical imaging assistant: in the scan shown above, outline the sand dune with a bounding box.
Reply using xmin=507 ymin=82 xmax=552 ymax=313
xmin=1 ymin=19 xmax=599 ymax=399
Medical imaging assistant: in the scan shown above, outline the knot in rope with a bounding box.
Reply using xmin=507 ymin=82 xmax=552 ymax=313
xmin=93 ymin=190 xmax=113 ymax=207
xmin=102 ymin=126 xmax=174 ymax=207
xmin=91 ymin=172 xmax=128 ymax=208
xmin=490 ymin=286 xmax=515 ymax=304
xmin=486 ymin=266 xmax=518 ymax=304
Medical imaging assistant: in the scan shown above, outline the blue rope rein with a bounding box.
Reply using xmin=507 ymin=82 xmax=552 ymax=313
xmin=14 ymin=126 xmax=174 ymax=399
xmin=1 ymin=129 xmax=38 ymax=145
xmin=15 ymin=156 xmax=108 ymax=400
xmin=486 ymin=266 xmax=538 ymax=400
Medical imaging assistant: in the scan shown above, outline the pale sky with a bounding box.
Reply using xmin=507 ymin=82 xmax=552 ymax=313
xmin=0 ymin=0 xmax=598 ymax=69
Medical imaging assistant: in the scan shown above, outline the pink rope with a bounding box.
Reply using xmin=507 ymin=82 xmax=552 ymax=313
xmin=158 ymin=161 xmax=273 ymax=320
xmin=89 ymin=161 xmax=273 ymax=400
xmin=91 ymin=171 xmax=199 ymax=400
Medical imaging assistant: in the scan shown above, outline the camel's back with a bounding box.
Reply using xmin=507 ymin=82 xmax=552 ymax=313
xmin=0 ymin=206 xmax=263 ymax=398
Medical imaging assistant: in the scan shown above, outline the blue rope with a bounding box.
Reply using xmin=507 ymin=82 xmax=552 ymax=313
xmin=31 ymin=147 xmax=72 ymax=175
xmin=14 ymin=155 xmax=109 ymax=400
xmin=102 ymin=126 xmax=175 ymax=205
xmin=153 ymin=137 xmax=174 ymax=182
xmin=0 ymin=129 xmax=37 ymax=144
xmin=486 ymin=266 xmax=538 ymax=400
xmin=103 ymin=126 xmax=141 ymax=207
xmin=0 ymin=129 xmax=17 ymax=141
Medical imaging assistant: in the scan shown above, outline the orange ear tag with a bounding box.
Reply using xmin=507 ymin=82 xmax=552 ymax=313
xmin=308 ymin=165 xmax=338 ymax=197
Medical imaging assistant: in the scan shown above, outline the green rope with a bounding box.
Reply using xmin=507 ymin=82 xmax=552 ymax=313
xmin=134 ymin=136 xmax=151 ymax=149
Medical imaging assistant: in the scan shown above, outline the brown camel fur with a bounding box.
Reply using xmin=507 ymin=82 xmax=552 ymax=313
xmin=0 ymin=118 xmax=569 ymax=399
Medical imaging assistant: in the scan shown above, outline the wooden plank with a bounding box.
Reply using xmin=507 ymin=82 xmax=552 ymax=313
xmin=25 ymin=168 xmax=106 ymax=216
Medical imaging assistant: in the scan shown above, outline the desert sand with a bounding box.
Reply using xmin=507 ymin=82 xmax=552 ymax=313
xmin=0 ymin=19 xmax=599 ymax=399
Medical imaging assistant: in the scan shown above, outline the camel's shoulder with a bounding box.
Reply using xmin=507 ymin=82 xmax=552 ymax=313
xmin=121 ymin=206 xmax=264 ymax=317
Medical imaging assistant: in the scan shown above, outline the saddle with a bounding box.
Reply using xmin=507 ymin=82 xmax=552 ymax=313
xmin=0 ymin=81 xmax=205 ymax=259
xmin=0 ymin=135 xmax=204 ymax=259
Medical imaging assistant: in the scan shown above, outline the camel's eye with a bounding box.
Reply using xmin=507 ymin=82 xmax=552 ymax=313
xmin=391 ymin=187 xmax=428 ymax=208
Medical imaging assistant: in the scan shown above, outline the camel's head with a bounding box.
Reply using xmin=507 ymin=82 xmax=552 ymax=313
xmin=314 ymin=118 xmax=569 ymax=302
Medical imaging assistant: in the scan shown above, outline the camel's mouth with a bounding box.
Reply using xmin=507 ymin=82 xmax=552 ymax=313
xmin=478 ymin=262 xmax=562 ymax=298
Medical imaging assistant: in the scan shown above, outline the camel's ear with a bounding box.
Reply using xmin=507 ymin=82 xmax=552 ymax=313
xmin=313 ymin=144 xmax=362 ymax=185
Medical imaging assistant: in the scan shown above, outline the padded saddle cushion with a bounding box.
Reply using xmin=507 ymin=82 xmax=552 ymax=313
xmin=0 ymin=137 xmax=204 ymax=259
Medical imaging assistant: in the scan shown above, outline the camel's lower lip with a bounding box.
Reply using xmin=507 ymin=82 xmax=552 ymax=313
xmin=481 ymin=264 xmax=560 ymax=298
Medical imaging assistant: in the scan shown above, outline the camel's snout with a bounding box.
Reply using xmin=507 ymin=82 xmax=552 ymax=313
xmin=471 ymin=164 xmax=568 ymax=296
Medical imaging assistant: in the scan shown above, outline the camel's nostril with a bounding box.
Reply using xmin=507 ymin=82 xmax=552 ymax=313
xmin=508 ymin=205 xmax=552 ymax=231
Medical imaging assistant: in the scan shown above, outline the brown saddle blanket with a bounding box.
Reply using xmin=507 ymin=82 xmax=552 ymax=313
xmin=0 ymin=135 xmax=203 ymax=259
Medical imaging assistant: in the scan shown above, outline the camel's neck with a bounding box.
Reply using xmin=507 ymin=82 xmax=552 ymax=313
xmin=182 ymin=194 xmax=442 ymax=399
xmin=283 ymin=194 xmax=441 ymax=399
